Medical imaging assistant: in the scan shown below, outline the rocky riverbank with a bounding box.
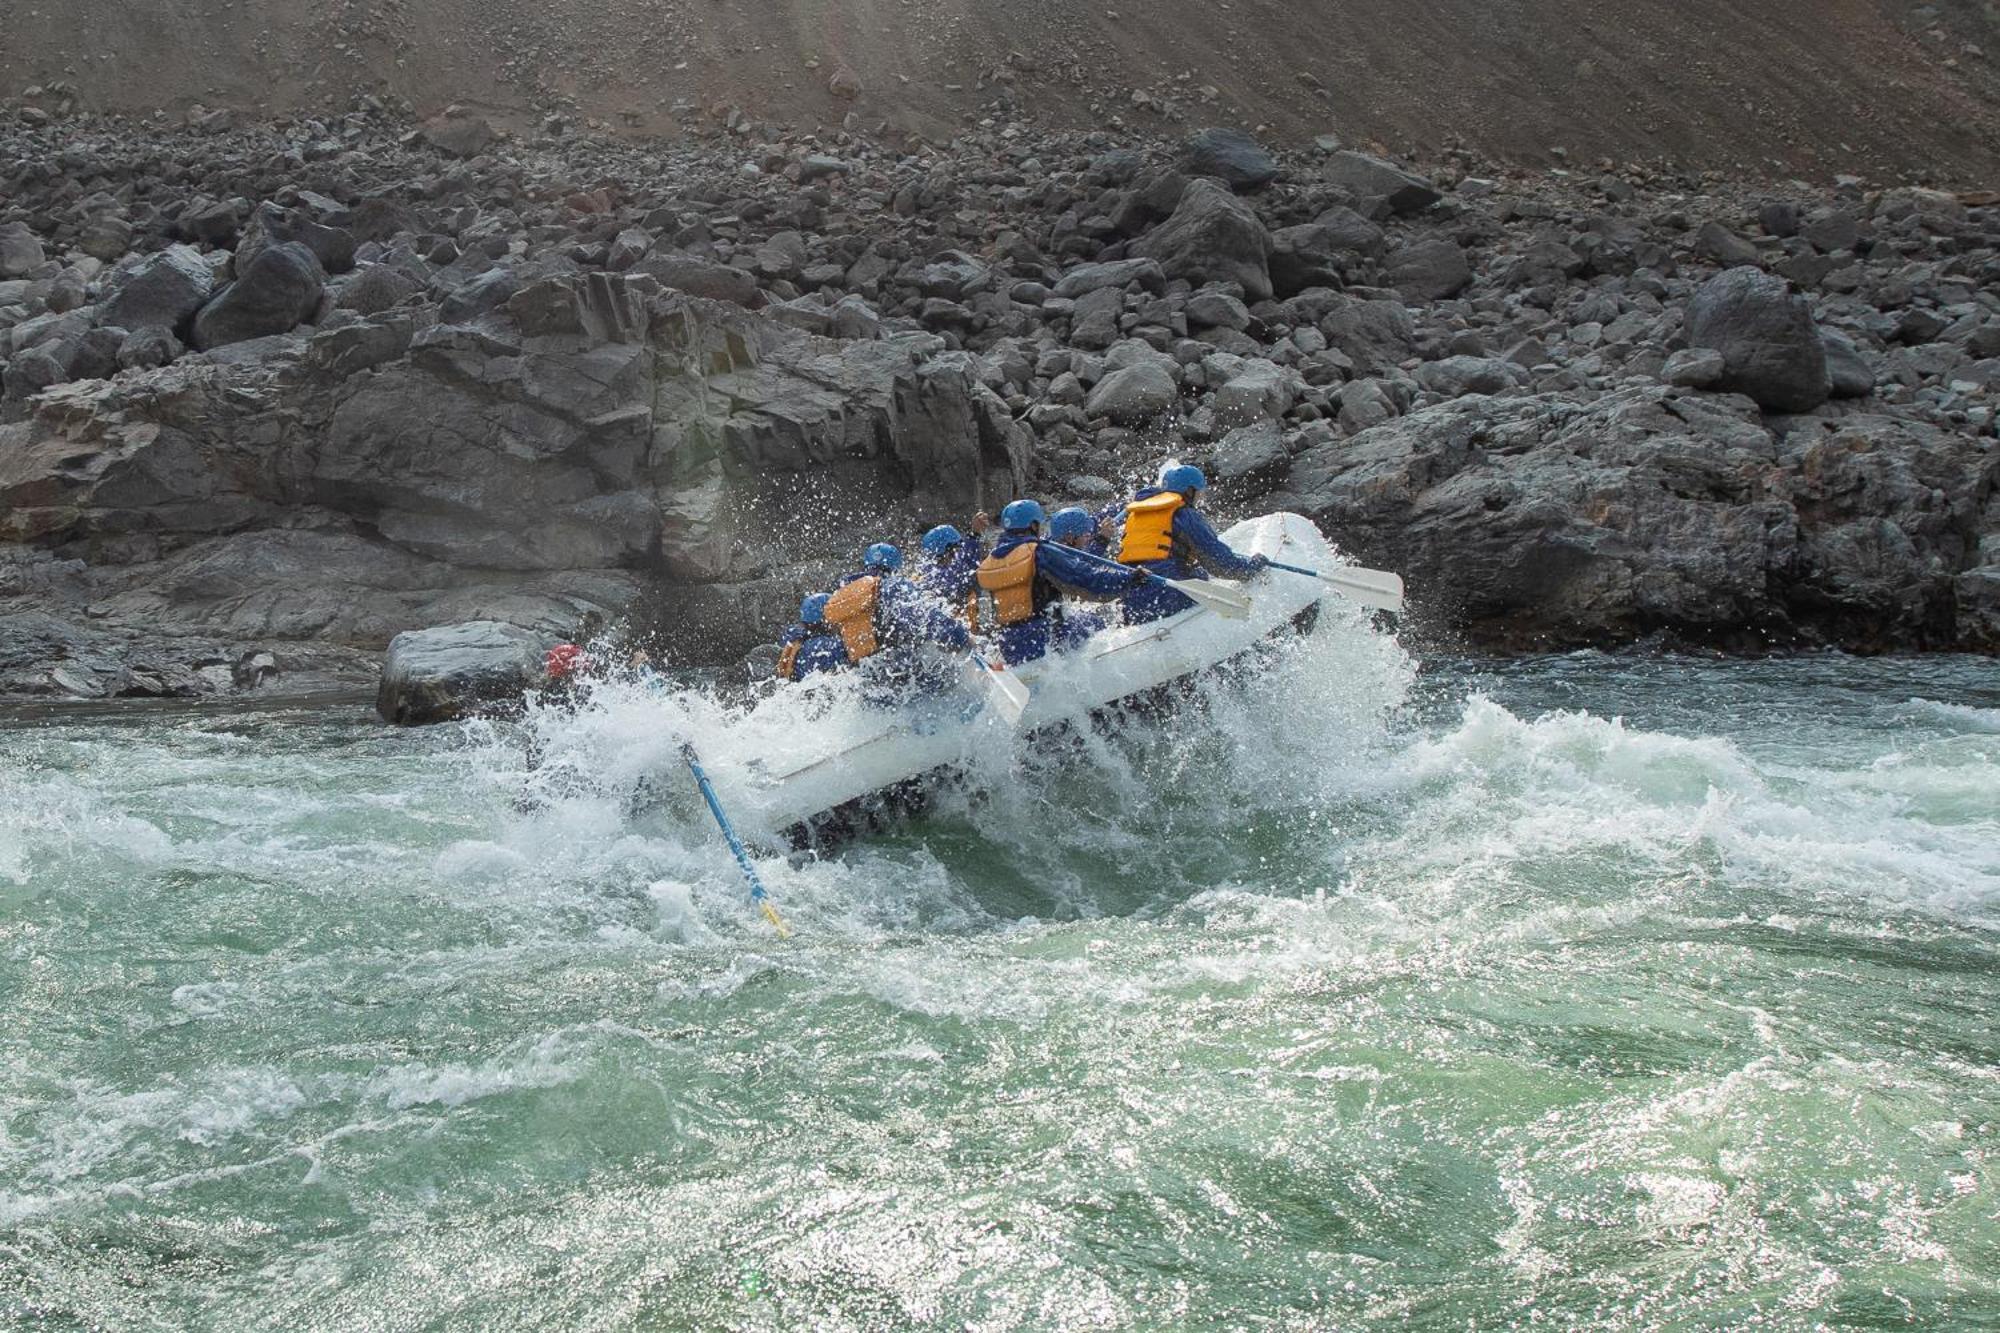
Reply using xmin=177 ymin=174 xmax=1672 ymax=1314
xmin=1 ymin=106 xmax=1995 ymax=708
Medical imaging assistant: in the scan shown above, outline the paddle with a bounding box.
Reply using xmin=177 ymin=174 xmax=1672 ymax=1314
xmin=680 ymin=742 xmax=791 ymax=937
xmin=965 ymin=652 xmax=1031 ymax=725
xmin=1264 ymin=560 xmax=1406 ymax=614
xmin=1064 ymin=545 xmax=1253 ymax=620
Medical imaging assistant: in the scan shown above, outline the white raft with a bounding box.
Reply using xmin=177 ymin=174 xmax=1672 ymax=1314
xmin=720 ymin=511 xmax=1372 ymax=843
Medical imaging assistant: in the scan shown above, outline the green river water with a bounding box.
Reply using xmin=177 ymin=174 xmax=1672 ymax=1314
xmin=2 ymin=629 xmax=1996 ymax=1330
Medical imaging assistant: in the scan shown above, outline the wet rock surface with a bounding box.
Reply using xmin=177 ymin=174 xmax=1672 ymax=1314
xmin=0 ymin=106 xmax=1995 ymax=706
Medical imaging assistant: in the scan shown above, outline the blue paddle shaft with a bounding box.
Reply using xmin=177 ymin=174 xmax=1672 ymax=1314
xmin=681 ymin=743 xmax=771 ymax=905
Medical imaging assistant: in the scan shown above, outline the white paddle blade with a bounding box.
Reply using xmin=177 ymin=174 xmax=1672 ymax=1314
xmin=1170 ymin=578 xmax=1252 ymax=620
xmin=1323 ymin=566 xmax=1405 ymax=613
xmin=966 ymin=655 xmax=1030 ymax=725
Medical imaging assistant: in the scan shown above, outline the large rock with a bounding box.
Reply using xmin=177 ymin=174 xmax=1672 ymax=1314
xmin=1211 ymin=357 xmax=1297 ymax=425
xmin=1084 ymin=360 xmax=1180 ymax=424
xmin=1415 ymin=356 xmax=1530 ymax=398
xmin=1052 ymin=258 xmax=1167 ymax=299
xmin=192 ymin=242 xmax=325 ymax=350
xmin=376 ymin=621 xmax=546 ymax=725
xmin=1322 ymin=152 xmax=1440 ymax=215
xmin=1384 ymin=238 xmax=1472 ymax=301
xmin=1684 ymin=267 xmax=1830 ymax=412
xmin=97 ymin=245 xmax=216 ymax=333
xmin=0 ymin=222 xmax=45 ymax=278
xmin=438 ymin=267 xmax=522 ymax=324
xmin=235 ymin=202 xmax=357 ymax=276
xmin=1268 ymin=387 xmax=1994 ymax=650
xmin=635 ymin=253 xmax=762 ymax=307
xmin=1130 ymin=179 xmax=1274 ymax=302
xmin=420 ymin=114 xmax=495 ymax=158
xmin=2 ymin=347 xmax=69 ymax=400
xmin=1180 ymin=128 xmax=1279 ymax=192
xmin=1819 ymin=328 xmax=1875 ymax=399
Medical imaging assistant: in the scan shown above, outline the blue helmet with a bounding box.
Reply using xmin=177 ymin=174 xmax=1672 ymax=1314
xmin=863 ymin=542 xmax=902 ymax=572
xmin=921 ymin=524 xmax=966 ymax=557
xmin=1161 ymin=463 xmax=1208 ymax=495
xmin=999 ymin=498 xmax=1046 ymax=532
xmin=800 ymin=592 xmax=830 ymax=624
xmin=1049 ymin=506 xmax=1094 ymax=541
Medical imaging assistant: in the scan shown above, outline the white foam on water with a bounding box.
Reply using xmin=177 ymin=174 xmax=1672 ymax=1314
xmin=1902 ymin=696 xmax=2000 ymax=733
xmin=366 ymin=1030 xmax=583 ymax=1111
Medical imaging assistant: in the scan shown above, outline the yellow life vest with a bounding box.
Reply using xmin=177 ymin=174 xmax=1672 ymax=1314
xmin=775 ymin=640 xmax=801 ymax=681
xmin=1117 ymin=491 xmax=1185 ymax=564
xmin=975 ymin=542 xmax=1041 ymax=626
xmin=822 ymin=576 xmax=881 ymax=662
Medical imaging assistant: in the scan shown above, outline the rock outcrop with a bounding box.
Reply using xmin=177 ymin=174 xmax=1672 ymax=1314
xmin=0 ymin=106 xmax=1994 ymax=706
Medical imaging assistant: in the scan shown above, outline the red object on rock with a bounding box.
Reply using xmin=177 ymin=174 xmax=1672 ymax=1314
xmin=545 ymin=643 xmax=586 ymax=678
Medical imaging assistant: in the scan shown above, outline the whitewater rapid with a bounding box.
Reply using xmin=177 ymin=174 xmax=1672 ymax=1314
xmin=2 ymin=636 xmax=1996 ymax=1328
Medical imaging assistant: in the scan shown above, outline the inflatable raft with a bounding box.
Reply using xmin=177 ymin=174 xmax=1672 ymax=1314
xmin=706 ymin=512 xmax=1385 ymax=846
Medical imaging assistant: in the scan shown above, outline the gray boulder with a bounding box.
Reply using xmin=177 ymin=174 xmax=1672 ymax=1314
xmin=1322 ymin=152 xmax=1440 ymax=215
xmin=64 ymin=326 xmax=126 ymax=382
xmin=235 ymin=202 xmax=357 ymax=276
xmin=1663 ymin=347 xmax=1727 ymax=389
xmin=1067 ymin=285 xmax=1125 ymax=351
xmin=1415 ymin=356 xmax=1529 ymax=398
xmin=420 ymin=114 xmax=495 ymax=158
xmin=1186 ymin=290 xmax=1252 ymax=331
xmin=334 ymin=263 xmax=421 ymax=316
xmin=1213 ymin=359 xmax=1297 ymax=425
xmin=1181 ymin=128 xmax=1279 ymax=192
xmin=1269 ymin=387 xmax=1992 ymax=650
xmin=178 ymin=197 xmax=244 ymax=246
xmin=1684 ymin=266 xmax=1829 ymax=412
xmin=1130 ymin=179 xmax=1274 ymax=302
xmin=1213 ymin=422 xmax=1291 ymax=485
xmin=1053 ymin=258 xmax=1167 ymax=299
xmin=1338 ymin=378 xmax=1399 ymax=432
xmin=78 ymin=216 xmax=134 ymax=263
xmin=3 ymin=347 xmax=68 ymax=400
xmin=97 ymin=245 xmax=216 ymax=333
xmin=1384 ymin=238 xmax=1472 ymax=301
xmin=1085 ymin=360 xmax=1180 ymax=423
xmin=1819 ymin=328 xmax=1875 ymax=399
xmin=438 ymin=268 xmax=522 ymax=324
xmin=1696 ymin=220 xmax=1763 ymax=269
xmin=376 ymin=621 xmax=546 ymax=725
xmin=0 ymin=222 xmax=45 ymax=278
xmin=635 ymin=253 xmax=762 ymax=307
xmin=117 ymin=326 xmax=185 ymax=371
xmin=1958 ymin=565 xmax=2000 ymax=649
xmin=192 ymin=242 xmax=325 ymax=351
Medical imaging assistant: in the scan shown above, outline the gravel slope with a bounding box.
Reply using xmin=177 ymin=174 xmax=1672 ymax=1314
xmin=4 ymin=0 xmax=2000 ymax=180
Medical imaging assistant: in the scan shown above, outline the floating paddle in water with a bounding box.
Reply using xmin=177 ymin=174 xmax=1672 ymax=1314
xmin=965 ymin=652 xmax=1031 ymax=725
xmin=680 ymin=741 xmax=790 ymax=937
xmin=1066 ymin=546 xmax=1253 ymax=620
xmin=1264 ymin=560 xmax=1406 ymax=613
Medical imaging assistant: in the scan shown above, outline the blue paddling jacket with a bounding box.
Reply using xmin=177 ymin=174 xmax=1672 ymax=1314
xmin=776 ymin=624 xmax=850 ymax=680
xmin=975 ymin=531 xmax=1140 ymax=666
xmin=1115 ymin=488 xmax=1266 ymax=624
xmin=912 ymin=533 xmax=988 ymax=607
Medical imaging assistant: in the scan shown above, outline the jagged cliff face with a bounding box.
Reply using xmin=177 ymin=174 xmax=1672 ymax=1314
xmin=0 ymin=276 xmax=1028 ymax=662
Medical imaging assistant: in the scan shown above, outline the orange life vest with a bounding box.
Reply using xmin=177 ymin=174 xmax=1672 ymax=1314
xmin=822 ymin=576 xmax=881 ymax=662
xmin=974 ymin=542 xmax=1042 ymax=627
xmin=775 ymin=640 xmax=802 ymax=681
xmin=1117 ymin=491 xmax=1184 ymax=564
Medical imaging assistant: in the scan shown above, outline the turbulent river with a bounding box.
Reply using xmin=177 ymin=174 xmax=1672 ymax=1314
xmin=3 ymin=627 xmax=1997 ymax=1330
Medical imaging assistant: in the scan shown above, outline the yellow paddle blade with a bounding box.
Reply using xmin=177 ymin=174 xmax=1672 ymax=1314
xmin=761 ymin=900 xmax=792 ymax=939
